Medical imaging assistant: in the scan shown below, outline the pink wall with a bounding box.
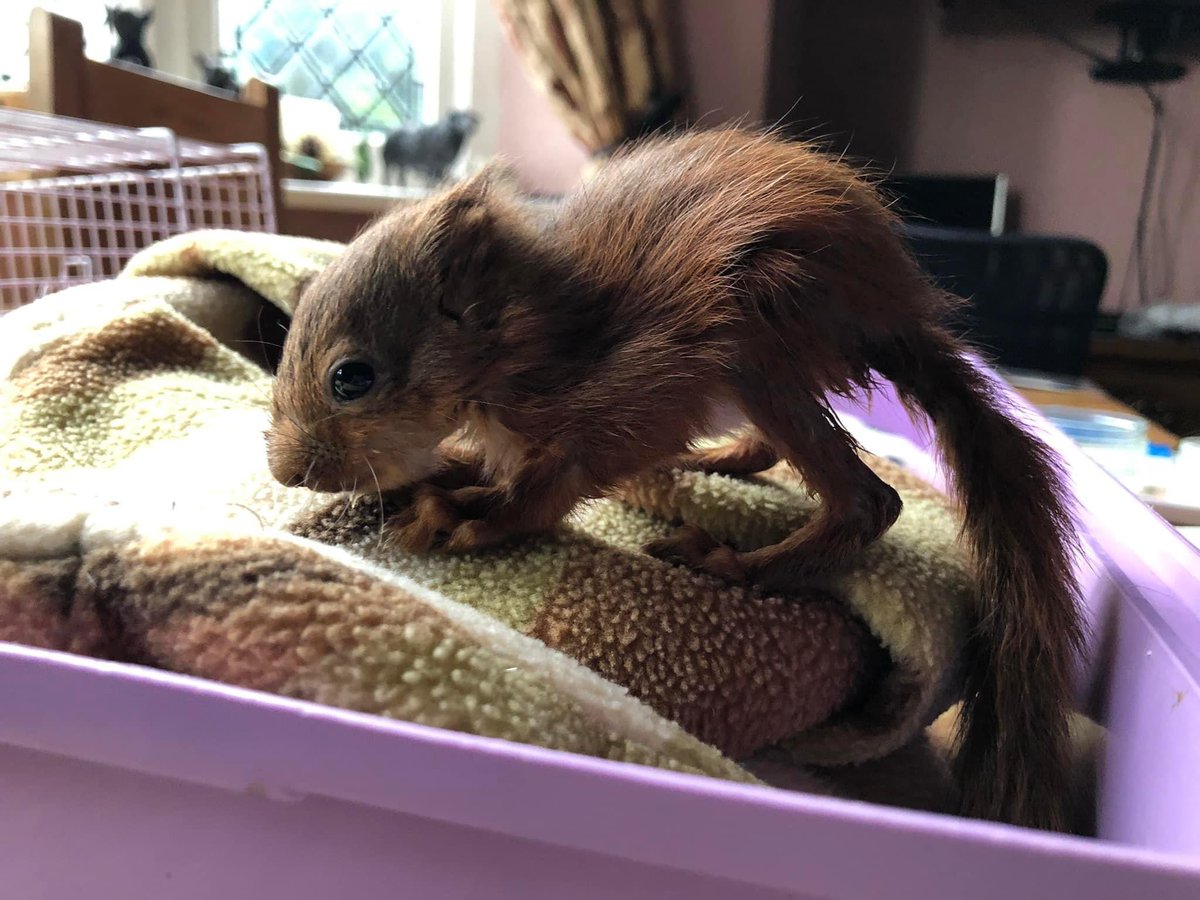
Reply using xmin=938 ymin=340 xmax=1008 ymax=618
xmin=902 ymin=5 xmax=1200 ymax=311
xmin=496 ymin=38 xmax=590 ymax=195
xmin=679 ymin=0 xmax=772 ymax=127
xmin=495 ymin=0 xmax=773 ymax=194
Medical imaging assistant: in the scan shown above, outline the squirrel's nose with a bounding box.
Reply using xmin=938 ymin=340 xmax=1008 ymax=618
xmin=266 ymin=447 xmax=311 ymax=489
xmin=269 ymin=459 xmax=308 ymax=488
xmin=269 ymin=454 xmax=347 ymax=492
xmin=281 ymin=468 xmax=308 ymax=487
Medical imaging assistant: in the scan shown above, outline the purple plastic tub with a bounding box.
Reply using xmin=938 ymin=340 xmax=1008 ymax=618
xmin=4 ymin=377 xmax=1200 ymax=899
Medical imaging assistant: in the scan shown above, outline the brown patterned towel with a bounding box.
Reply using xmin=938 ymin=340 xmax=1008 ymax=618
xmin=0 ymin=229 xmax=974 ymax=809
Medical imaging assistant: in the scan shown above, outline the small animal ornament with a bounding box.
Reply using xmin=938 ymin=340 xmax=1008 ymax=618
xmin=267 ymin=128 xmax=1085 ymax=833
xmin=195 ymin=53 xmax=239 ymax=94
xmin=106 ymin=6 xmax=153 ymax=69
xmin=381 ymin=110 xmax=479 ymax=186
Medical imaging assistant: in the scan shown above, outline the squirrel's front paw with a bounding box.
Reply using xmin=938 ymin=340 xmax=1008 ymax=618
xmin=386 ymin=485 xmax=463 ymax=553
xmin=387 ymin=483 xmax=513 ymax=554
xmin=442 ymin=519 xmax=505 ymax=552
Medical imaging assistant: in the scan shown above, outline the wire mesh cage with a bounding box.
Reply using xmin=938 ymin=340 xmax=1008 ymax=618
xmin=0 ymin=107 xmax=276 ymax=311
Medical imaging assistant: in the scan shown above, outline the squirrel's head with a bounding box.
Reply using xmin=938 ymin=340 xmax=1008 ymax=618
xmin=267 ymin=165 xmax=559 ymax=493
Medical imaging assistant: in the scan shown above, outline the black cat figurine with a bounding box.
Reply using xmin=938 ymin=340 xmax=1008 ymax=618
xmin=106 ymin=6 xmax=153 ymax=69
xmin=195 ymin=53 xmax=240 ymax=93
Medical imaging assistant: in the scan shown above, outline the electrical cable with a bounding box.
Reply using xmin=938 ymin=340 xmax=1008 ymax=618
xmin=1132 ymin=87 xmax=1164 ymax=308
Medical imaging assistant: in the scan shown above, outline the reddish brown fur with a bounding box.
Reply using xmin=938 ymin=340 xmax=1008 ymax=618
xmin=268 ymin=128 xmax=1084 ymax=831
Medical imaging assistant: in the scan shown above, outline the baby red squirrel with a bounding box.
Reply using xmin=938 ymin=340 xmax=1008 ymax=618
xmin=268 ymin=128 xmax=1083 ymax=832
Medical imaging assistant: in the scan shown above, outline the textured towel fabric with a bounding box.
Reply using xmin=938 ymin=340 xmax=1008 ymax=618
xmin=0 ymin=229 xmax=975 ymax=804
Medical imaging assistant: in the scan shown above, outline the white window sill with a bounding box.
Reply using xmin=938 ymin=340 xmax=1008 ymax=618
xmin=282 ymin=179 xmax=431 ymax=214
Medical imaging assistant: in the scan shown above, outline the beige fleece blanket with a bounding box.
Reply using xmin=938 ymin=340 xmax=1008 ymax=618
xmin=0 ymin=229 xmax=974 ymax=808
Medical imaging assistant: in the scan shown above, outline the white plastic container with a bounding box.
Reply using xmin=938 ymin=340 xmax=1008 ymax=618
xmin=1039 ymin=406 xmax=1148 ymax=485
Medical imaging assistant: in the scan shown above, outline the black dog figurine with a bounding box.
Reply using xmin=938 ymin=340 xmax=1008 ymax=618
xmin=106 ymin=6 xmax=153 ymax=69
xmin=381 ymin=110 xmax=479 ymax=186
xmin=195 ymin=53 xmax=240 ymax=93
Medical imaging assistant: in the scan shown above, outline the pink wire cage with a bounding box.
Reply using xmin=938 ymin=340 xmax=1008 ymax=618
xmin=0 ymin=106 xmax=276 ymax=311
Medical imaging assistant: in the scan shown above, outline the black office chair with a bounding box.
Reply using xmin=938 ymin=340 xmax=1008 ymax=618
xmin=900 ymin=224 xmax=1108 ymax=377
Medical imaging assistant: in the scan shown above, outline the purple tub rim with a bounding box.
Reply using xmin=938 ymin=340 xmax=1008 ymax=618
xmin=2 ymin=639 xmax=1199 ymax=900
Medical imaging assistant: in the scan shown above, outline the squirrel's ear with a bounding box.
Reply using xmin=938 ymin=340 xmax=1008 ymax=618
xmin=440 ymin=159 xmax=515 ymax=210
xmin=426 ymin=162 xmax=518 ymax=327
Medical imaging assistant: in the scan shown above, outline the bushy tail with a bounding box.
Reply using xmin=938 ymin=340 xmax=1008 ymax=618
xmin=873 ymin=325 xmax=1085 ymax=831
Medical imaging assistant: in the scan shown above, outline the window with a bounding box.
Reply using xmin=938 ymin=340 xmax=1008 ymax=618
xmin=205 ymin=0 xmax=500 ymax=174
xmin=217 ymin=1 xmax=444 ymax=132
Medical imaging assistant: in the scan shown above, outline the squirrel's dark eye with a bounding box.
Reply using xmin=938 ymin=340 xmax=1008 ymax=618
xmin=329 ymin=360 xmax=375 ymax=403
